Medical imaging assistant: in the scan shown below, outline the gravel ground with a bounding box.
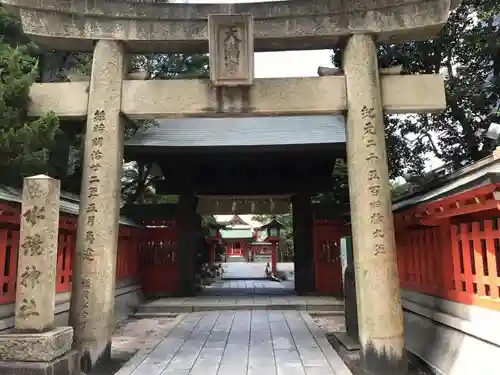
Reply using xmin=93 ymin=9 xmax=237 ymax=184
xmin=310 ymin=313 xmax=433 ymax=375
xmin=88 ymin=316 xmax=180 ymax=375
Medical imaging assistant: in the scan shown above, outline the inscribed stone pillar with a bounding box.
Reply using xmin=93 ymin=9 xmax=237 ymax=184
xmin=70 ymin=40 xmax=126 ymax=372
xmin=343 ymin=34 xmax=407 ymax=375
xmin=15 ymin=175 xmax=60 ymax=332
xmin=342 ymin=236 xmax=359 ymax=342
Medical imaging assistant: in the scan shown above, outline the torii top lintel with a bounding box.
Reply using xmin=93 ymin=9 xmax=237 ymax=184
xmin=2 ymin=0 xmax=461 ymax=53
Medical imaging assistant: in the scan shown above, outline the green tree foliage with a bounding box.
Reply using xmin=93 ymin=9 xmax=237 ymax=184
xmin=121 ymin=53 xmax=209 ymax=204
xmin=333 ymin=0 xmax=499 ymax=177
xmin=323 ymin=0 xmax=500 ymax=207
xmin=0 ymin=6 xmax=59 ymax=186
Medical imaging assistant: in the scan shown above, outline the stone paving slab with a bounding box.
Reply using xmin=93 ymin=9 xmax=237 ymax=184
xmin=118 ymin=311 xmax=353 ymax=375
xmin=222 ymin=262 xmax=267 ymax=279
xmin=137 ymin=296 xmax=343 ymax=314
xmin=207 ymin=280 xmax=291 ymax=289
xmin=222 ymin=262 xmax=295 ymax=280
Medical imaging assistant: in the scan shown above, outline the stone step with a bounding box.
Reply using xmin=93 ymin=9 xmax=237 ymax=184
xmin=132 ymin=311 xmax=180 ymax=319
xmin=137 ymin=303 xmax=343 ymax=314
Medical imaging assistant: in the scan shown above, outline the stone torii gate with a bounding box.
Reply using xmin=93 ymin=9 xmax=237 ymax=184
xmin=1 ymin=0 xmax=460 ymax=374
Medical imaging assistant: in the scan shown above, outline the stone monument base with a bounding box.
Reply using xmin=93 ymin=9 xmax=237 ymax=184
xmin=333 ymin=331 xmax=361 ymax=351
xmin=0 ymin=326 xmax=77 ymax=374
xmin=0 ymin=326 xmax=73 ymax=362
xmin=0 ymin=349 xmax=79 ymax=375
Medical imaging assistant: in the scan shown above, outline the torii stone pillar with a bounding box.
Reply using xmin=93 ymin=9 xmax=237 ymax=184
xmin=343 ymin=34 xmax=406 ymax=375
xmin=69 ymin=40 xmax=126 ymax=372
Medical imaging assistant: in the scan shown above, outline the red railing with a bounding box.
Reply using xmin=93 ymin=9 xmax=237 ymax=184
xmin=397 ymin=219 xmax=500 ymax=310
xmin=117 ymin=226 xmax=141 ymax=281
xmin=0 ymin=203 xmax=142 ymax=305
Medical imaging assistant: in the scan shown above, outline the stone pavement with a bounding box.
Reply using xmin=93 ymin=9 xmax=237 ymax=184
xmin=222 ymin=262 xmax=268 ymax=279
xmin=116 ymin=310 xmax=353 ymax=375
xmin=221 ymin=262 xmax=295 ymax=280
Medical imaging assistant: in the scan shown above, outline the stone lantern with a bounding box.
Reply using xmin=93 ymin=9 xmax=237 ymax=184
xmin=259 ymin=218 xmax=285 ymax=274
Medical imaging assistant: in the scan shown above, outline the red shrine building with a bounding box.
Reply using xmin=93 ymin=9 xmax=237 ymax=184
xmin=218 ymin=215 xmax=275 ymax=263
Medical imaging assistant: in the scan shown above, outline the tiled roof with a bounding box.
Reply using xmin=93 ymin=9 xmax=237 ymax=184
xmin=393 ymin=154 xmax=500 ymax=211
xmin=125 ymin=115 xmax=346 ymax=148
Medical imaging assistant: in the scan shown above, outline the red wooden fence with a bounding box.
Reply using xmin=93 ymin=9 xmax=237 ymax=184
xmin=313 ymin=220 xmax=348 ymax=297
xmin=396 ymin=219 xmax=500 ymax=310
xmin=138 ymin=222 xmax=179 ymax=295
xmin=0 ymin=203 xmax=141 ymax=305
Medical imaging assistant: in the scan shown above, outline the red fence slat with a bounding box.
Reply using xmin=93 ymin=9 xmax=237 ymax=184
xmin=397 ymin=218 xmax=500 ymax=311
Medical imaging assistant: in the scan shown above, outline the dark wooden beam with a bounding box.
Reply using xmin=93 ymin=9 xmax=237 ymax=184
xmin=154 ymin=175 xmax=333 ymax=195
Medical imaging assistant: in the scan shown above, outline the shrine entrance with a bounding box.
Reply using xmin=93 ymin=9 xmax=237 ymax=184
xmin=125 ymin=117 xmax=347 ymax=297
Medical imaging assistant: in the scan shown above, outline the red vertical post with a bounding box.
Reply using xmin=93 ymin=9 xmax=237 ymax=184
xmin=209 ymin=242 xmax=216 ymax=266
xmin=272 ymin=242 xmax=278 ymax=274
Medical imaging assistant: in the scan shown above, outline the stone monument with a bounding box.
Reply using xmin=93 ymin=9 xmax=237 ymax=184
xmin=0 ymin=175 xmax=76 ymax=375
xmin=335 ymin=236 xmax=361 ymax=351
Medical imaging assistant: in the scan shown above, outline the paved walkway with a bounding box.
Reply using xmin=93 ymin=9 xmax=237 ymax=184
xmin=222 ymin=262 xmax=267 ymax=279
xmin=222 ymin=262 xmax=295 ymax=279
xmin=116 ymin=311 xmax=352 ymax=375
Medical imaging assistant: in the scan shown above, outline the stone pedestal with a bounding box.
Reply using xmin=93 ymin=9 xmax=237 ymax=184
xmin=69 ymin=39 xmax=126 ymax=372
xmin=0 ymin=327 xmax=73 ymax=362
xmin=0 ymin=175 xmax=75 ymax=373
xmin=343 ymin=34 xmax=407 ymax=375
xmin=0 ymin=350 xmax=79 ymax=375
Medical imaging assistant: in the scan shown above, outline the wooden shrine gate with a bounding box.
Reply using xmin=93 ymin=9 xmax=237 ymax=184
xmin=313 ymin=220 xmax=346 ymax=296
xmin=139 ymin=221 xmax=179 ymax=295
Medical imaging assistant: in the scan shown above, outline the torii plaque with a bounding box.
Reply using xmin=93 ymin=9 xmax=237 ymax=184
xmin=208 ymin=14 xmax=254 ymax=86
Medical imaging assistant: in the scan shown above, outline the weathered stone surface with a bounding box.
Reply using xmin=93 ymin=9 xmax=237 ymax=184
xmin=209 ymin=14 xmax=253 ymax=86
xmin=70 ymin=39 xmax=126 ymax=370
xmin=0 ymin=349 xmax=79 ymax=375
xmin=16 ymin=175 xmax=60 ymax=332
xmin=28 ymin=75 xmax=447 ymax=119
xmin=343 ymin=34 xmax=406 ymax=374
xmin=342 ymin=237 xmax=359 ymax=343
xmin=2 ymin=0 xmax=461 ymax=53
xmin=0 ymin=326 xmax=73 ymax=362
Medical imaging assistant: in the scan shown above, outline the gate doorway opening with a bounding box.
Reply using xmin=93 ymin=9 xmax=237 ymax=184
xmin=201 ymin=213 xmax=296 ymax=297
xmin=124 ymin=116 xmax=348 ymax=297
